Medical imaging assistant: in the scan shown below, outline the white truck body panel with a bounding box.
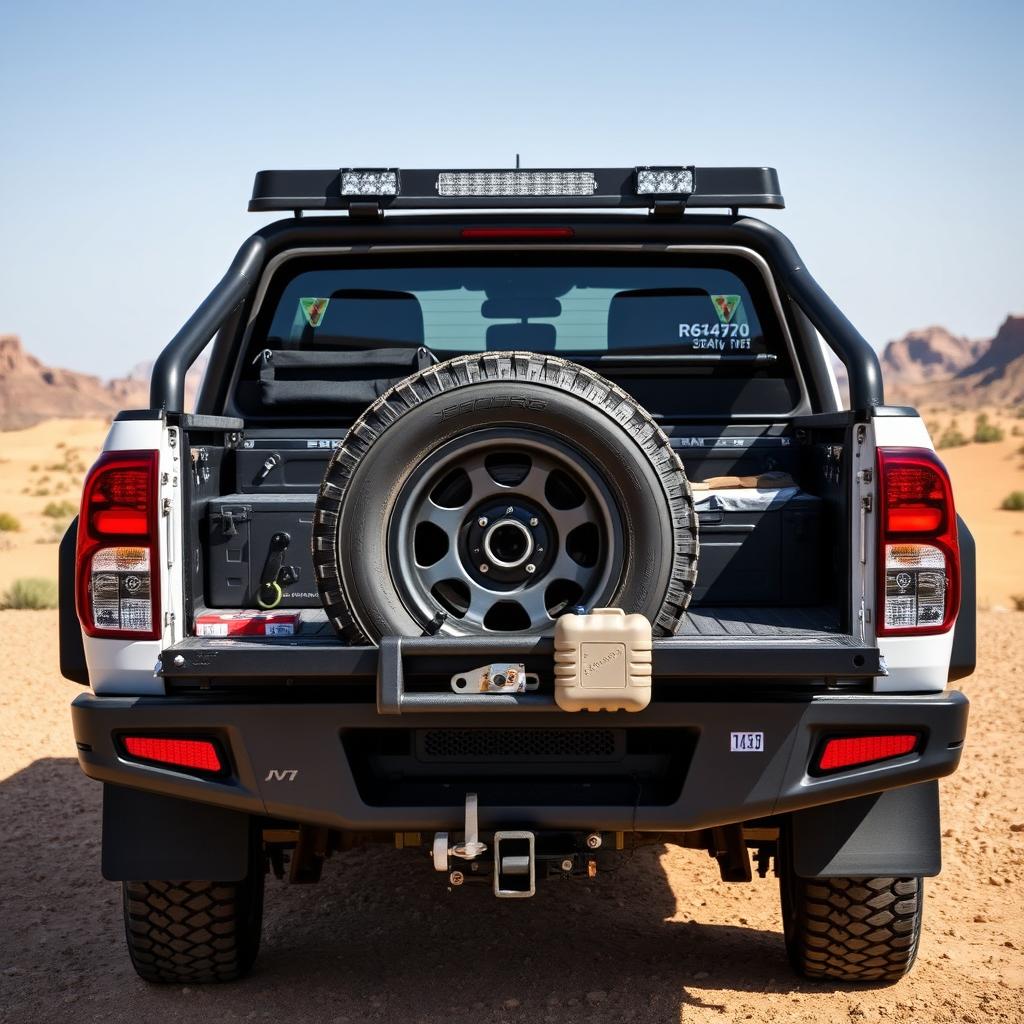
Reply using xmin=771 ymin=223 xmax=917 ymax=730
xmin=871 ymin=413 xmax=956 ymax=693
xmin=81 ymin=415 xmax=183 ymax=695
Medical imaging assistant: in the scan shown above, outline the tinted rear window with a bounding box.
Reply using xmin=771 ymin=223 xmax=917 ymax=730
xmin=238 ymin=253 xmax=803 ymax=419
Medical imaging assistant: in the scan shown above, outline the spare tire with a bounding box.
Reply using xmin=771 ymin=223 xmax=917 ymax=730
xmin=313 ymin=352 xmax=698 ymax=643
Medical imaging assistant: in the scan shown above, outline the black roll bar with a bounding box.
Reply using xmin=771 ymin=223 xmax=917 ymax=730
xmin=149 ymin=214 xmax=884 ymax=414
xmin=150 ymin=235 xmax=266 ymax=412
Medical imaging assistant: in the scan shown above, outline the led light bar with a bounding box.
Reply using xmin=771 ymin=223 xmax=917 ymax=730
xmin=635 ymin=167 xmax=694 ymax=195
xmin=437 ymin=170 xmax=597 ymax=197
xmin=248 ymin=167 xmax=784 ymax=211
xmin=340 ymin=169 xmax=399 ymax=196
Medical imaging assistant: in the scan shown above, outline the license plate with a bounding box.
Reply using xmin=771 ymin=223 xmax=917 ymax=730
xmin=730 ymin=731 xmax=764 ymax=752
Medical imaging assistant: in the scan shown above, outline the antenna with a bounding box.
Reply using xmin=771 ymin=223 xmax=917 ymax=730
xmin=515 ymin=153 xmax=520 ymax=169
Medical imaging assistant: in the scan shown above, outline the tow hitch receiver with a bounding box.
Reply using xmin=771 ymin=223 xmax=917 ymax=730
xmin=493 ymin=831 xmax=536 ymax=898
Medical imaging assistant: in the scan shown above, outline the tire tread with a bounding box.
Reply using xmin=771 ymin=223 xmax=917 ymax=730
xmin=123 ymin=877 xmax=262 ymax=984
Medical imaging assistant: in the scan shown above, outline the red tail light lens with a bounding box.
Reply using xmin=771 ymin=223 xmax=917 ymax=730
xmin=76 ymin=450 xmax=161 ymax=639
xmin=122 ymin=736 xmax=223 ymax=773
xmin=877 ymin=447 xmax=960 ymax=636
xmin=817 ymin=733 xmax=919 ymax=772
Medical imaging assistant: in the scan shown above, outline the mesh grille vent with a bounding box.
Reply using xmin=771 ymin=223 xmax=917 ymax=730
xmin=418 ymin=728 xmax=620 ymax=761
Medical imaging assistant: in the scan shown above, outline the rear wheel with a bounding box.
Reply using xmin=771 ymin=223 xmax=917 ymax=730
xmin=123 ymin=872 xmax=264 ymax=983
xmin=778 ymin=832 xmax=923 ymax=982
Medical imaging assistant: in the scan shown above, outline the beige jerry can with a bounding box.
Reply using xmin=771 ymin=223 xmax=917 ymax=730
xmin=554 ymin=608 xmax=653 ymax=712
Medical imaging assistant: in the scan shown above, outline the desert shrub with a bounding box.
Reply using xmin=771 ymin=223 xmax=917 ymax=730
xmin=1001 ymin=491 xmax=1024 ymax=511
xmin=1011 ymin=595 xmax=1024 ymax=612
xmin=0 ymin=577 xmax=58 ymax=610
xmin=936 ymin=423 xmax=969 ymax=449
xmin=45 ymin=462 xmax=69 ymax=473
xmin=0 ymin=512 xmax=21 ymax=532
xmin=32 ymin=488 xmax=51 ymax=497
xmin=42 ymin=500 xmax=77 ymax=519
xmin=974 ymin=413 xmax=1004 ymax=443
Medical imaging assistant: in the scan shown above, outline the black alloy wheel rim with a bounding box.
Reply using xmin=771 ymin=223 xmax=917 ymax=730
xmin=387 ymin=429 xmax=623 ymax=633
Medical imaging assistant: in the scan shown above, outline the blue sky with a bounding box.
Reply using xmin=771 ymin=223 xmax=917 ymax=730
xmin=1 ymin=0 xmax=1021 ymax=374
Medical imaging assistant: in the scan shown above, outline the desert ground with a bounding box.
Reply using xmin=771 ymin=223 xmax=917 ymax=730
xmin=0 ymin=409 xmax=1022 ymax=1023
xmin=0 ymin=418 xmax=107 ymax=595
xmin=0 ymin=611 xmax=1021 ymax=1023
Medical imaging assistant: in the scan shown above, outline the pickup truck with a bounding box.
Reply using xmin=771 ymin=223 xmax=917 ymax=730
xmin=60 ymin=165 xmax=974 ymax=985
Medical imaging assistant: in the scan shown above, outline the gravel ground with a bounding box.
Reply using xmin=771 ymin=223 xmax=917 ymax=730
xmin=1 ymin=610 xmax=1021 ymax=1024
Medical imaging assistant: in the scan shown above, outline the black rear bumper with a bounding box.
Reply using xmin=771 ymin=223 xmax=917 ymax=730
xmin=72 ymin=689 xmax=968 ymax=833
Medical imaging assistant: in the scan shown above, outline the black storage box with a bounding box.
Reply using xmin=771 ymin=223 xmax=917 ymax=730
xmin=206 ymin=494 xmax=319 ymax=608
xmin=691 ymin=488 xmax=823 ymax=606
xmin=235 ymin=436 xmax=342 ymax=494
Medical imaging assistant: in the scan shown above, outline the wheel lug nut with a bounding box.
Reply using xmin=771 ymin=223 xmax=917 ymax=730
xmin=525 ymin=563 xmax=536 ymax=574
xmin=478 ymin=516 xmax=488 ymax=527
xmin=480 ymin=563 xmax=489 ymax=573
xmin=529 ymin=517 xmax=539 ymax=527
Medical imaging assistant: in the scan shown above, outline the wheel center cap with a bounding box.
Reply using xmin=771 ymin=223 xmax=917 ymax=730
xmin=482 ymin=518 xmax=534 ymax=569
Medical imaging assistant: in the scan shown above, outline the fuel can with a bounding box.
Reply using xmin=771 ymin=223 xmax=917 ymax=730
xmin=554 ymin=608 xmax=653 ymax=712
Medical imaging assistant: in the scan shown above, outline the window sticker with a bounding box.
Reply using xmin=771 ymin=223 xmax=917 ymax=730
xmin=711 ymin=294 xmax=742 ymax=324
xmin=299 ymin=297 xmax=330 ymax=327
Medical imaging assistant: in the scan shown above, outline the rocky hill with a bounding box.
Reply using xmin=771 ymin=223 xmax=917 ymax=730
xmin=881 ymin=327 xmax=985 ymax=385
xmin=0 ymin=335 xmax=143 ymax=430
xmin=0 ymin=336 xmax=204 ymax=430
xmin=884 ymin=316 xmax=1024 ymax=407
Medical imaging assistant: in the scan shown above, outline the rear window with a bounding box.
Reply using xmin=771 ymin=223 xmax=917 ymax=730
xmin=237 ymin=253 xmax=803 ymax=420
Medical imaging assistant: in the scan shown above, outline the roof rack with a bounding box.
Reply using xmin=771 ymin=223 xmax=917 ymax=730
xmin=248 ymin=166 xmax=783 ymax=215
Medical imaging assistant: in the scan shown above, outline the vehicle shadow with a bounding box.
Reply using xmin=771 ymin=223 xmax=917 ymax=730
xmin=0 ymin=757 xmax=853 ymax=1024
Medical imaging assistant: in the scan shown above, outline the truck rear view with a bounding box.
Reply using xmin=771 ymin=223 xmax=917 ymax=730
xmin=60 ymin=165 xmax=973 ymax=984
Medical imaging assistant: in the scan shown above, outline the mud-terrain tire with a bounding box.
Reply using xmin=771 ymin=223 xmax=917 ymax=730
xmin=779 ymin=837 xmax=923 ymax=982
xmin=313 ymin=351 xmax=698 ymax=643
xmin=123 ymin=874 xmax=264 ymax=983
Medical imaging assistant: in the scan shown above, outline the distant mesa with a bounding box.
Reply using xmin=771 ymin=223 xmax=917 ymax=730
xmin=881 ymin=326 xmax=985 ymax=385
xmin=0 ymin=335 xmax=205 ymax=430
xmin=883 ymin=315 xmax=1024 ymax=407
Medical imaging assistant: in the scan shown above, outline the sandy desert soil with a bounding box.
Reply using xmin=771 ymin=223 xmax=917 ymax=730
xmin=0 ymin=609 xmax=1022 ymax=1024
xmin=0 ymin=418 xmax=108 ymax=593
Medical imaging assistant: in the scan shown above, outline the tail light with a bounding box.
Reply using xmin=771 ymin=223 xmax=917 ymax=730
xmin=876 ymin=447 xmax=960 ymax=636
xmin=816 ymin=733 xmax=920 ymax=772
xmin=76 ymin=450 xmax=161 ymax=639
xmin=121 ymin=735 xmax=224 ymax=774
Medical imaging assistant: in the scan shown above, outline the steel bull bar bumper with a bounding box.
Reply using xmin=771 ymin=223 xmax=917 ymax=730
xmin=72 ymin=689 xmax=968 ymax=834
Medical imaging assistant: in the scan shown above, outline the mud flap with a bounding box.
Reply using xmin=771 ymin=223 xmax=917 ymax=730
xmin=101 ymin=784 xmax=251 ymax=881
xmin=790 ymin=780 xmax=941 ymax=878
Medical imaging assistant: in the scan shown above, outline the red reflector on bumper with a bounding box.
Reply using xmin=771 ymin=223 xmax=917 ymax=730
xmin=122 ymin=736 xmax=223 ymax=773
xmin=818 ymin=734 xmax=918 ymax=771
